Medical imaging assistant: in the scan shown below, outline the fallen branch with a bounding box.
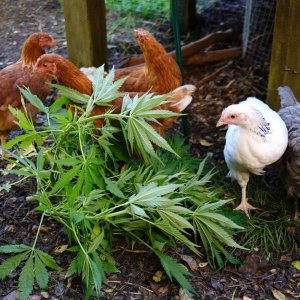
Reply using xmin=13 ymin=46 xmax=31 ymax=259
xmin=185 ymin=47 xmax=242 ymax=65
xmin=179 ymin=28 xmax=233 ymax=59
xmin=118 ymin=29 xmax=233 ymax=67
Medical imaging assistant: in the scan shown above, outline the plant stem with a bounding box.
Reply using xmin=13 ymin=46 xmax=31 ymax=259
xmin=31 ymin=212 xmax=45 ymax=253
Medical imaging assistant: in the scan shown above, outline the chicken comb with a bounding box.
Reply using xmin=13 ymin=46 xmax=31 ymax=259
xmin=134 ymin=28 xmax=150 ymax=42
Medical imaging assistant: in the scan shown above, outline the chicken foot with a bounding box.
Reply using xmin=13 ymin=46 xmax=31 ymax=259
xmin=234 ymin=185 xmax=256 ymax=217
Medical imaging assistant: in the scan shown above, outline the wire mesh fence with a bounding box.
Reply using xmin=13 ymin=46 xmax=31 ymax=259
xmin=105 ymin=0 xmax=276 ymax=94
xmin=243 ymin=0 xmax=276 ymax=67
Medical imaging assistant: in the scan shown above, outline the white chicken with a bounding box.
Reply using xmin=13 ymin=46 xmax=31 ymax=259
xmin=217 ymin=97 xmax=288 ymax=216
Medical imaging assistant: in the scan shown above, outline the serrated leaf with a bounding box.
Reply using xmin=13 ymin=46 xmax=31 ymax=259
xmin=49 ymin=96 xmax=70 ymax=112
xmin=197 ymin=217 xmax=246 ymax=249
xmin=92 ymin=65 xmax=126 ymax=104
xmin=195 ymin=199 xmax=231 ymax=212
xmin=0 ymin=244 xmax=31 ymax=254
xmin=34 ymin=254 xmax=48 ymax=289
xmin=36 ymin=148 xmax=45 ymax=174
xmin=5 ymin=133 xmax=35 ymax=150
xmin=8 ymin=106 xmax=34 ymax=131
xmin=136 ymin=109 xmax=179 ymax=119
xmin=19 ymin=87 xmax=48 ymax=113
xmin=131 ymin=93 xmax=169 ymax=115
xmin=155 ymin=251 xmax=196 ymax=294
xmin=52 ymin=83 xmax=90 ymax=104
xmin=66 ymin=256 xmax=78 ymax=277
xmin=92 ymin=65 xmax=105 ymax=96
xmin=54 ymin=158 xmax=81 ymax=166
xmin=18 ymin=256 xmax=34 ymax=300
xmin=90 ymin=255 xmax=105 ymax=293
xmin=130 ymin=204 xmax=149 ymax=218
xmin=88 ymin=229 xmax=105 ymax=254
xmin=50 ymin=164 xmax=82 ymax=194
xmin=159 ymin=210 xmax=194 ymax=231
xmin=36 ymin=250 xmax=62 ymax=271
xmin=199 ymin=212 xmax=244 ymax=229
xmin=155 ymin=219 xmax=199 ymax=255
xmin=127 ymin=118 xmax=158 ymax=161
xmin=105 ymin=178 xmax=125 ymax=198
xmin=134 ymin=119 xmax=179 ymax=156
xmin=129 ymin=183 xmax=181 ymax=204
xmin=0 ymin=252 xmax=28 ymax=280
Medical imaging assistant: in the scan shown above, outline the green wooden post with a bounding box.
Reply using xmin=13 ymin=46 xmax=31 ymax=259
xmin=267 ymin=0 xmax=300 ymax=110
xmin=63 ymin=0 xmax=107 ymax=68
xmin=170 ymin=0 xmax=190 ymax=138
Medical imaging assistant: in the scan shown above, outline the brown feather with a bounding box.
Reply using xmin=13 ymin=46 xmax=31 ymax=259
xmin=0 ymin=32 xmax=56 ymax=157
xmin=114 ymin=28 xmax=182 ymax=94
xmin=34 ymin=54 xmax=194 ymax=135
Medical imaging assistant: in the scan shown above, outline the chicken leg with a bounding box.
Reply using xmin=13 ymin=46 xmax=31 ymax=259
xmin=234 ymin=173 xmax=256 ymax=217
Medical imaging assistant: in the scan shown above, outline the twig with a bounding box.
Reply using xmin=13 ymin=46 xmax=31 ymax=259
xmin=227 ymin=273 xmax=276 ymax=288
xmin=117 ymin=246 xmax=148 ymax=253
xmin=198 ymin=62 xmax=232 ymax=86
xmin=106 ymin=280 xmax=154 ymax=293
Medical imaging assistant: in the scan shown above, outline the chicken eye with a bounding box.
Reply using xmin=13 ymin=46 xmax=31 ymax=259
xmin=43 ymin=63 xmax=48 ymax=67
xmin=230 ymin=115 xmax=236 ymax=119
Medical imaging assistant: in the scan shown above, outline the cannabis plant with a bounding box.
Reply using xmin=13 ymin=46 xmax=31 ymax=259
xmin=0 ymin=66 xmax=244 ymax=299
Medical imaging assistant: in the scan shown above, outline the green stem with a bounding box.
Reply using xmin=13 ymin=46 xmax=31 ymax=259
xmin=86 ymin=202 xmax=130 ymax=220
xmin=78 ymin=125 xmax=86 ymax=161
xmin=31 ymin=212 xmax=46 ymax=253
xmin=77 ymin=113 xmax=126 ymax=125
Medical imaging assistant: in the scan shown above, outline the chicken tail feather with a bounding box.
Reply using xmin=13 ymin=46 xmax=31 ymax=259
xmin=168 ymin=84 xmax=196 ymax=113
xmin=278 ymin=86 xmax=298 ymax=108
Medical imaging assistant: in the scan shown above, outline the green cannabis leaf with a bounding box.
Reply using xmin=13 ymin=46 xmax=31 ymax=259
xmin=1 ymin=64 xmax=245 ymax=298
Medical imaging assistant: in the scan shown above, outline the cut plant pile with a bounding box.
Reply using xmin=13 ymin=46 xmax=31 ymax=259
xmin=0 ymin=1 xmax=299 ymax=299
xmin=0 ymin=67 xmax=245 ymax=299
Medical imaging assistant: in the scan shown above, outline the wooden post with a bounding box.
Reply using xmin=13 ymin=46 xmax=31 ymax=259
xmin=172 ymin=0 xmax=196 ymax=33
xmin=63 ymin=0 xmax=107 ymax=68
xmin=267 ymin=0 xmax=300 ymax=110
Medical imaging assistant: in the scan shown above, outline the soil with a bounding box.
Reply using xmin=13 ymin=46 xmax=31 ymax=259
xmin=0 ymin=1 xmax=299 ymax=300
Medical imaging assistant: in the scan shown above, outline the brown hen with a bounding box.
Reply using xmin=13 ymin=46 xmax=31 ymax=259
xmin=0 ymin=32 xmax=56 ymax=157
xmin=34 ymin=53 xmax=194 ymax=135
xmin=114 ymin=28 xmax=182 ymax=94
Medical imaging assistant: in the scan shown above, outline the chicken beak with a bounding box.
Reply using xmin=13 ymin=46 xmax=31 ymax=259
xmin=134 ymin=29 xmax=143 ymax=38
xmin=46 ymin=43 xmax=58 ymax=53
xmin=216 ymin=119 xmax=225 ymax=127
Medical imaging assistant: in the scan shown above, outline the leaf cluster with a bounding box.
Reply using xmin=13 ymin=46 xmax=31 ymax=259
xmin=1 ymin=66 xmax=244 ymax=298
xmin=0 ymin=244 xmax=60 ymax=300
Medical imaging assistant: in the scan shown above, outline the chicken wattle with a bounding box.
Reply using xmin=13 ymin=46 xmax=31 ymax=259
xmin=217 ymin=97 xmax=288 ymax=216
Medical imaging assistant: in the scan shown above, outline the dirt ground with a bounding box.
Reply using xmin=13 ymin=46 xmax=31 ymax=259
xmin=0 ymin=0 xmax=299 ymax=299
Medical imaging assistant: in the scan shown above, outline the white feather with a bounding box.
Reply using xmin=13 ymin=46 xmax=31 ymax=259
xmin=219 ymin=97 xmax=288 ymax=215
